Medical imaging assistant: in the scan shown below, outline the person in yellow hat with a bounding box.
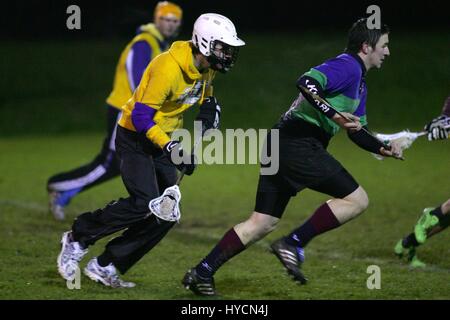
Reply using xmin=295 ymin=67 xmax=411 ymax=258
xmin=47 ymin=2 xmax=182 ymax=221
xmin=57 ymin=13 xmax=245 ymax=288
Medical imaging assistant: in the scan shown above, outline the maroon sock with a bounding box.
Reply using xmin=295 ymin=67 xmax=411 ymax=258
xmin=195 ymin=228 xmax=245 ymax=278
xmin=285 ymin=202 xmax=341 ymax=247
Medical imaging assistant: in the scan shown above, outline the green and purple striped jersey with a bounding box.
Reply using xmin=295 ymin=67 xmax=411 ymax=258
xmin=286 ymin=53 xmax=367 ymax=136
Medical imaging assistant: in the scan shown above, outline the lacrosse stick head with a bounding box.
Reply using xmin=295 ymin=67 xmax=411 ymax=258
xmin=372 ymin=130 xmax=420 ymax=160
xmin=149 ymin=185 xmax=181 ymax=222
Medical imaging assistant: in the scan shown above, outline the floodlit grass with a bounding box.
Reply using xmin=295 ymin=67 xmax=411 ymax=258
xmin=1 ymin=30 xmax=449 ymax=299
xmin=0 ymin=133 xmax=448 ymax=299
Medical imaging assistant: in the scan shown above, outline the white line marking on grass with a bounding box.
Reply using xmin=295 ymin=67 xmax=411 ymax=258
xmin=0 ymin=199 xmax=48 ymax=213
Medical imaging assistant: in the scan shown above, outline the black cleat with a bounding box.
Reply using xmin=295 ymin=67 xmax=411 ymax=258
xmin=182 ymin=268 xmax=216 ymax=296
xmin=270 ymin=237 xmax=308 ymax=285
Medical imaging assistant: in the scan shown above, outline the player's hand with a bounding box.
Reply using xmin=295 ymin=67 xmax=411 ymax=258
xmin=196 ymin=96 xmax=221 ymax=134
xmin=424 ymin=115 xmax=449 ymax=141
xmin=163 ymin=141 xmax=196 ymax=175
xmin=332 ymin=112 xmax=362 ymax=132
xmin=379 ymin=140 xmax=404 ymax=160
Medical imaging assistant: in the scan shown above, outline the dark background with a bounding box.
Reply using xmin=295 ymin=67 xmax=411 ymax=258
xmin=2 ymin=0 xmax=449 ymax=39
xmin=1 ymin=0 xmax=449 ymax=135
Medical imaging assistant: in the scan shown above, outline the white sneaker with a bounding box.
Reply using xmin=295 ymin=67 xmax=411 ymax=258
xmin=57 ymin=231 xmax=88 ymax=281
xmin=49 ymin=191 xmax=65 ymax=221
xmin=84 ymin=258 xmax=136 ymax=288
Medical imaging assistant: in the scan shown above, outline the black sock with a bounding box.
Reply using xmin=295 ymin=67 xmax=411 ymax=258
xmin=430 ymin=206 xmax=444 ymax=220
xmin=439 ymin=215 xmax=450 ymax=228
xmin=402 ymin=233 xmax=419 ymax=248
xmin=97 ymin=251 xmax=113 ymax=267
xmin=195 ymin=228 xmax=245 ymax=278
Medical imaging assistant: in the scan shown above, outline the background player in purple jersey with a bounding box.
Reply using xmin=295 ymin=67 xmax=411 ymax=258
xmin=182 ymin=18 xmax=403 ymax=296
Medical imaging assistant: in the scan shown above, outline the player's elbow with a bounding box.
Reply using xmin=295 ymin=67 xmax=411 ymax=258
xmin=131 ymin=102 xmax=157 ymax=133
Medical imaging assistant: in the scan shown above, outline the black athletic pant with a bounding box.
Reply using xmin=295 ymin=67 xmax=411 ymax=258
xmin=47 ymin=105 xmax=121 ymax=195
xmin=72 ymin=126 xmax=178 ymax=274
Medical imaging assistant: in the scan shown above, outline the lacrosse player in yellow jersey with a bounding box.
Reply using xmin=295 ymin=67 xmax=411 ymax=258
xmin=57 ymin=13 xmax=245 ymax=288
xmin=47 ymin=2 xmax=182 ymax=221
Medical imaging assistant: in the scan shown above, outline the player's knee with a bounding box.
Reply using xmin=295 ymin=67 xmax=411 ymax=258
xmin=346 ymin=186 xmax=369 ymax=214
xmin=235 ymin=212 xmax=279 ymax=244
xmin=250 ymin=211 xmax=279 ymax=234
xmin=357 ymin=189 xmax=369 ymax=212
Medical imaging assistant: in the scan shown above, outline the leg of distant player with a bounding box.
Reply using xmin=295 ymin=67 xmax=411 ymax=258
xmin=395 ymin=199 xmax=450 ymax=267
xmin=414 ymin=199 xmax=450 ymax=242
xmin=47 ymin=105 xmax=122 ymax=220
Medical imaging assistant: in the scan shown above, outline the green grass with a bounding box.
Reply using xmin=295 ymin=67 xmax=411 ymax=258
xmin=1 ymin=30 xmax=449 ymax=299
xmin=0 ymin=133 xmax=449 ymax=299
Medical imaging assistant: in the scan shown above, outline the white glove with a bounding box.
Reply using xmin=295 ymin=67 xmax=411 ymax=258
xmin=425 ymin=115 xmax=450 ymax=141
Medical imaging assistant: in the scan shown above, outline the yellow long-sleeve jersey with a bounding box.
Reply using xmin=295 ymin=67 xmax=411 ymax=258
xmin=118 ymin=41 xmax=215 ymax=148
xmin=106 ymin=23 xmax=166 ymax=109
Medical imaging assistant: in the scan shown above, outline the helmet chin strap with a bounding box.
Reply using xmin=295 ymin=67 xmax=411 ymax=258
xmin=207 ymin=55 xmax=225 ymax=73
xmin=210 ymin=63 xmax=227 ymax=73
xmin=207 ymin=53 xmax=232 ymax=73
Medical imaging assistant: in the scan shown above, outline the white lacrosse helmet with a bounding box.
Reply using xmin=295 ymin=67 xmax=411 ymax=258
xmin=192 ymin=13 xmax=245 ymax=73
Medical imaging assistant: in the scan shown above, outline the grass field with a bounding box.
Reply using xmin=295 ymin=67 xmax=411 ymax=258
xmin=1 ymin=31 xmax=449 ymax=299
xmin=0 ymin=132 xmax=449 ymax=299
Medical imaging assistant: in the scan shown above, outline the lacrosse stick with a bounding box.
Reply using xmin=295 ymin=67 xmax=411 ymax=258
xmin=148 ymin=137 xmax=202 ymax=222
xmin=371 ymin=124 xmax=450 ymax=160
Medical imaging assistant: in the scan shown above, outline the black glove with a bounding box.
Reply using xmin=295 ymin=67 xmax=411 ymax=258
xmin=163 ymin=141 xmax=196 ymax=175
xmin=195 ymin=96 xmax=221 ymax=134
xmin=424 ymin=115 xmax=449 ymax=141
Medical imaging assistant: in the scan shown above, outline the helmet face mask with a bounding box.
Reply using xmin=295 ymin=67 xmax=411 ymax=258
xmin=208 ymin=40 xmax=240 ymax=73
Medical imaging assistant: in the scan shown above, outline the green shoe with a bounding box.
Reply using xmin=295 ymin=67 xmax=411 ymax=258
xmin=414 ymin=208 xmax=439 ymax=244
xmin=406 ymin=247 xmax=426 ymax=268
xmin=409 ymin=254 xmax=426 ymax=268
xmin=394 ymin=239 xmax=406 ymax=258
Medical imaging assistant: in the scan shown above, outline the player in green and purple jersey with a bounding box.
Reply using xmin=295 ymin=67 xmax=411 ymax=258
xmin=182 ymin=18 xmax=403 ymax=296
